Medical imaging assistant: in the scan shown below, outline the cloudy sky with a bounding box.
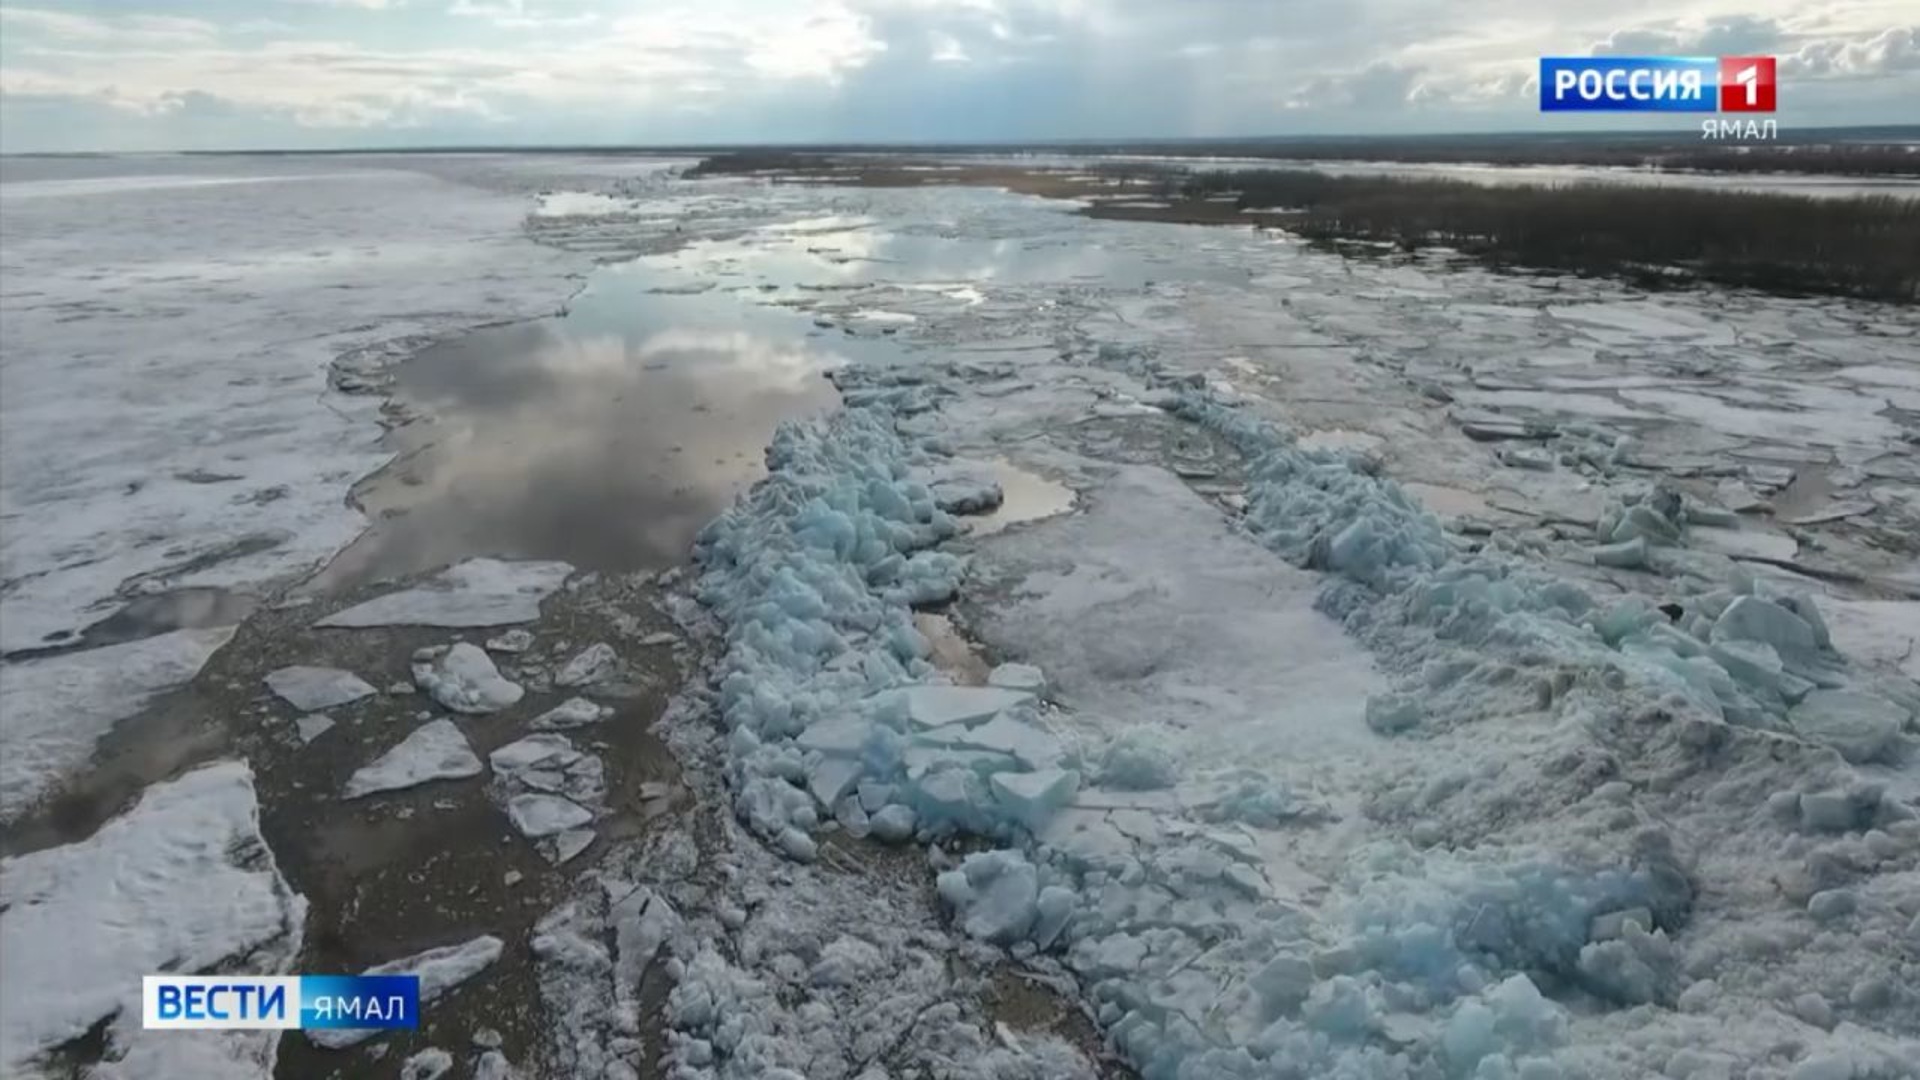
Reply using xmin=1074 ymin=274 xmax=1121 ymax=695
xmin=0 ymin=0 xmax=1914 ymax=151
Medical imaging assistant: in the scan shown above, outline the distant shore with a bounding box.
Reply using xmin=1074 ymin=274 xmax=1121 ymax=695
xmin=688 ymin=153 xmax=1920 ymax=303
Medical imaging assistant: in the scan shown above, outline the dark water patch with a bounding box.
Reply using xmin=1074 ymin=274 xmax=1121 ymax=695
xmin=308 ymin=273 xmax=884 ymax=592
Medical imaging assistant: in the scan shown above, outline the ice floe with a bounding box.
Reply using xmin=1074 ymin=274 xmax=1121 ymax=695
xmin=554 ymin=641 xmax=619 ymax=687
xmin=413 ymin=642 xmax=525 ymax=713
xmin=0 ymin=761 xmax=304 ymax=1078
xmin=306 ymin=935 xmax=504 ymax=1049
xmin=343 ymin=719 xmax=483 ymax=798
xmin=530 ymin=696 xmax=615 ymax=731
xmin=400 ymin=1046 xmax=453 ymax=1080
xmin=295 ymin=712 xmax=337 ymax=744
xmin=0 ymin=625 xmax=235 ymax=821
xmin=318 ymin=558 xmax=573 ymax=629
xmin=264 ymin=664 xmax=376 ymax=711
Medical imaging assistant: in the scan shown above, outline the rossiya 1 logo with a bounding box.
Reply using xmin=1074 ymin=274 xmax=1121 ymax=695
xmin=1538 ymin=55 xmax=1778 ymax=140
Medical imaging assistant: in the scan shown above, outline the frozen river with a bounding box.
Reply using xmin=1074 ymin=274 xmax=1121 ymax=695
xmin=2 ymin=153 xmax=1917 ymax=1080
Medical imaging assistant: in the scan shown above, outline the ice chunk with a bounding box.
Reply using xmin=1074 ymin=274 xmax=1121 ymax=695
xmin=264 ymin=665 xmax=376 ymax=712
xmin=988 ymin=769 xmax=1080 ymax=831
xmin=307 ymin=936 xmax=504 ymax=1049
xmin=807 ymin=757 xmax=864 ymax=808
xmin=1365 ymin=693 xmax=1422 ymax=735
xmin=940 ymin=851 xmax=1041 ymax=944
xmin=1097 ymin=729 xmax=1178 ymax=790
xmin=555 ymin=642 xmax=619 ymax=688
xmin=1789 ymin=690 xmax=1905 ymax=764
xmin=486 ymin=629 xmax=535 ymax=653
xmin=529 ymin=697 xmax=613 ymax=731
xmin=551 ymin=828 xmax=595 ymax=863
xmin=796 ymin=715 xmax=874 ymax=757
xmin=811 ymin=936 xmax=886 ymax=987
xmin=893 ymin=684 xmax=1032 ymax=729
xmin=400 ymin=1047 xmax=453 ymax=1080
xmin=1807 ymin=889 xmax=1856 ymax=922
xmin=931 ymin=478 xmax=1004 ymax=516
xmin=317 ymin=558 xmax=572 ymax=628
xmin=987 ymin=662 xmax=1047 ymax=694
xmin=474 ymin=1050 xmax=513 ymax=1080
xmin=412 ymin=643 xmax=524 ymax=714
xmin=869 ymin=804 xmax=916 ymax=841
xmin=1589 ymin=537 xmax=1648 ymax=570
xmin=1033 ymin=885 xmax=1076 ymax=950
xmin=506 ymin=794 xmax=593 ymax=838
xmin=912 ymin=769 xmax=993 ymax=832
xmin=490 ymin=733 xmax=579 ymax=773
xmin=295 ymin=713 xmax=337 ymax=744
xmin=0 ymin=762 xmax=304 ymax=1077
xmin=943 ymin=713 xmax=1064 ymax=769
xmin=1712 ymin=596 xmax=1819 ymax=657
xmin=344 ymin=720 xmax=482 ymax=798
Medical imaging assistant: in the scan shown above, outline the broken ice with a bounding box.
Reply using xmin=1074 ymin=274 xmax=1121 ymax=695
xmin=264 ymin=665 xmax=377 ymax=712
xmin=343 ymin=720 xmax=483 ymax=799
xmin=412 ymin=642 xmax=524 ymax=713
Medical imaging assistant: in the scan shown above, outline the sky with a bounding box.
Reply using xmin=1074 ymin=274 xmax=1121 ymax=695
xmin=0 ymin=0 xmax=1915 ymax=152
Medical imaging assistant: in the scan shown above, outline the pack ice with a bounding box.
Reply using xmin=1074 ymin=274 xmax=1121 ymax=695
xmin=688 ymin=360 xmax=1920 ymax=1080
xmin=693 ymin=408 xmax=1085 ymax=863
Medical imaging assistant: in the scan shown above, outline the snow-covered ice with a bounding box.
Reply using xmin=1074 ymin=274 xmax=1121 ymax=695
xmin=318 ymin=558 xmax=574 ymax=629
xmin=0 ymin=761 xmax=304 ymax=1078
xmin=1 ymin=158 xmax=584 ymax=657
xmin=306 ymin=935 xmax=505 ymax=1049
xmin=343 ymin=719 xmax=484 ymax=799
xmin=263 ymin=664 xmax=376 ymax=712
xmin=0 ymin=625 xmax=235 ymax=821
xmin=412 ymin=642 xmax=525 ymax=713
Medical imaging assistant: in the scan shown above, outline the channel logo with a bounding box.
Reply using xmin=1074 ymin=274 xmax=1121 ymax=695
xmin=1539 ymin=56 xmax=1775 ymax=113
xmin=142 ymin=975 xmax=419 ymax=1031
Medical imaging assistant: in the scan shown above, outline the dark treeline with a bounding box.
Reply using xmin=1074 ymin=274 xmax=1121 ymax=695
xmin=1186 ymin=170 xmax=1920 ymax=301
xmin=1061 ymin=142 xmax=1920 ymax=177
xmin=684 ymin=139 xmax=1920 ymax=179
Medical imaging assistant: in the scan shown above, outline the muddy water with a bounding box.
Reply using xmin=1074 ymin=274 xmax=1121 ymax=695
xmin=311 ymin=271 xmax=900 ymax=591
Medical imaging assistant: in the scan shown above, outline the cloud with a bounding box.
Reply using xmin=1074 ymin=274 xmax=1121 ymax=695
xmin=1591 ymin=15 xmax=1785 ymax=58
xmin=1286 ymin=62 xmax=1425 ymax=111
xmin=0 ymin=7 xmax=217 ymax=45
xmin=1 ymin=0 xmax=1917 ymax=150
xmin=1785 ymin=23 xmax=1920 ymax=76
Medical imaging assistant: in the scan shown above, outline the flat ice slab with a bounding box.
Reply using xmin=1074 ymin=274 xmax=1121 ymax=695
xmin=317 ymin=559 xmax=573 ymax=629
xmin=306 ymin=935 xmax=504 ymax=1049
xmin=0 ymin=761 xmax=304 ymax=1078
xmin=0 ymin=625 xmax=235 ymax=822
xmin=264 ymin=665 xmax=376 ymax=712
xmin=506 ymin=793 xmax=594 ymax=838
xmin=891 ymin=685 xmax=1033 ymax=729
xmin=530 ymin=697 xmax=614 ymax=731
xmin=343 ymin=719 xmax=483 ymax=799
xmin=412 ymin=642 xmax=524 ymax=714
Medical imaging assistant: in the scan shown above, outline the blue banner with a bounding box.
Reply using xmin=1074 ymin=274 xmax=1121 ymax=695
xmin=1539 ymin=56 xmax=1719 ymax=112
